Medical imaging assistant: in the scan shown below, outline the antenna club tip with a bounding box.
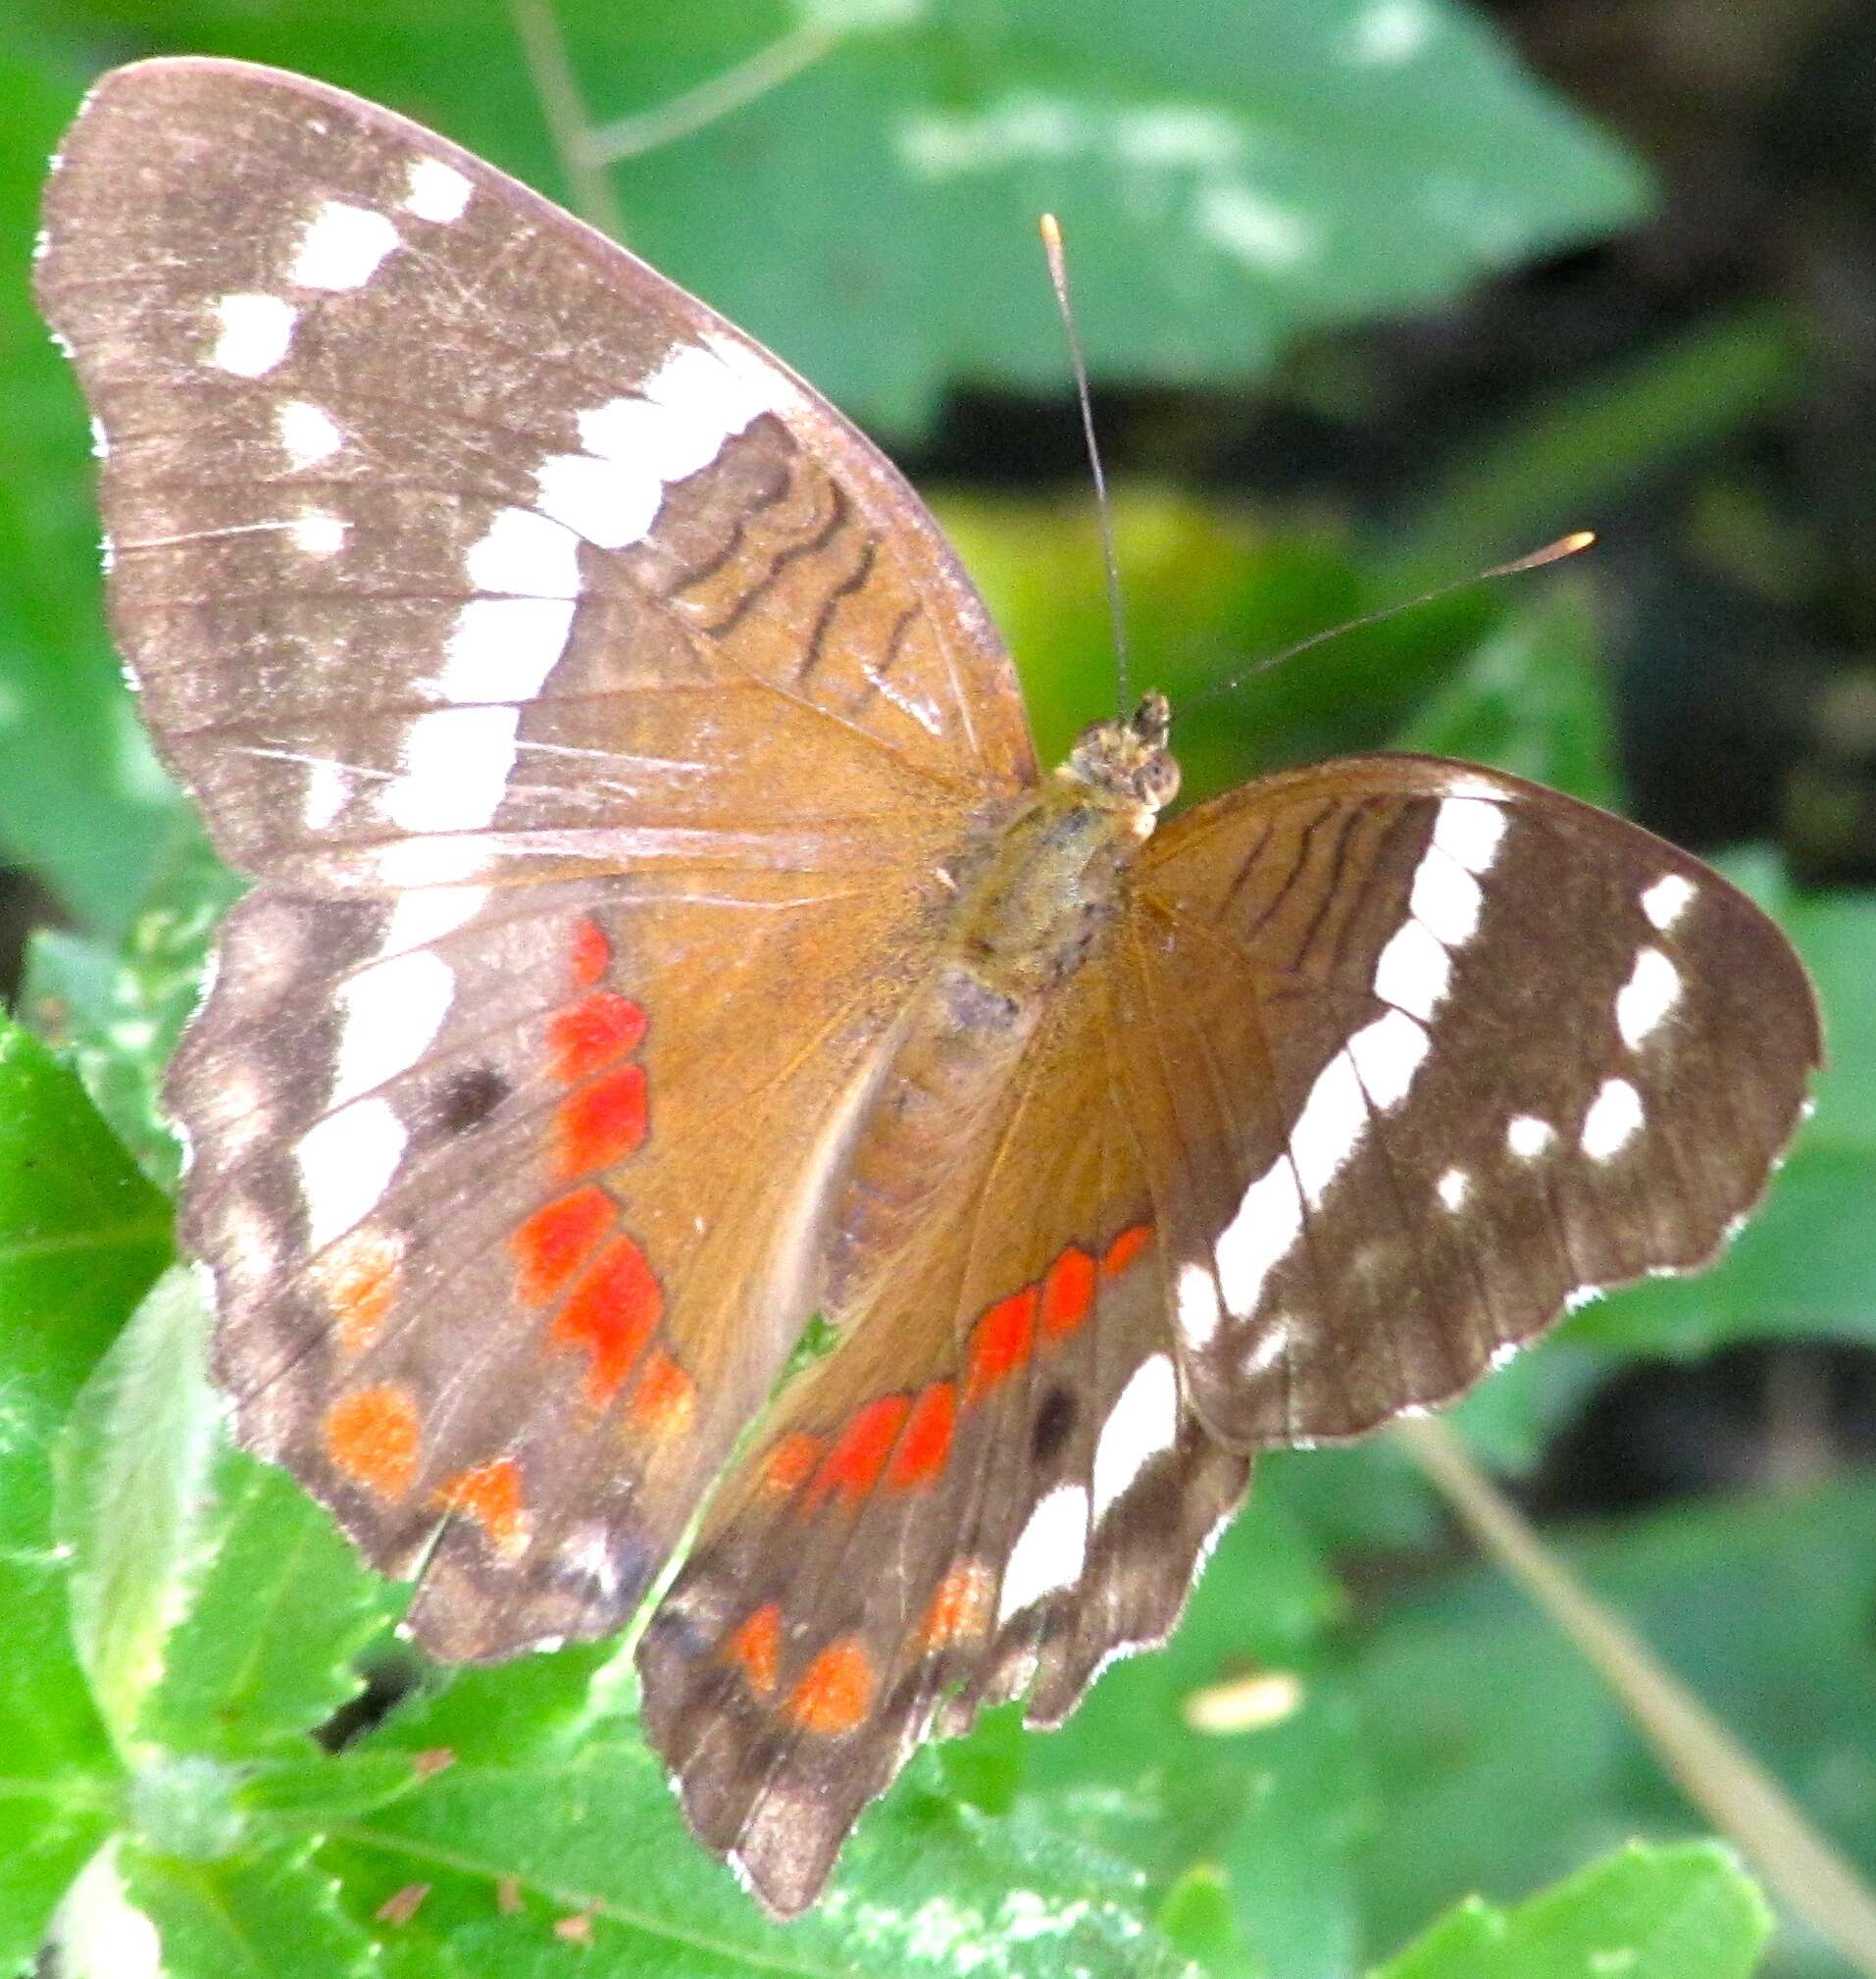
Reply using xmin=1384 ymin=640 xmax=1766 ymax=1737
xmin=1039 ymin=212 xmax=1062 ymax=246
xmin=1561 ymin=528 xmax=1597 ymax=553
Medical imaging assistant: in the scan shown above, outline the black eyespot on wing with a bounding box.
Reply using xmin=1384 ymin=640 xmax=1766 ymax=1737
xmin=431 ymin=1065 xmax=508 ymax=1136
xmin=1032 ymin=1387 xmax=1077 ymax=1464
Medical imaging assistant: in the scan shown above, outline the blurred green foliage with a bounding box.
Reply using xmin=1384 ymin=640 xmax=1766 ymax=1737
xmin=2 ymin=5 xmax=1873 ymax=1979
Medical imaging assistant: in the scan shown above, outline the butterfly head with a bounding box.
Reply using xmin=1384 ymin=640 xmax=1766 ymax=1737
xmin=1062 ymin=691 xmax=1180 ymax=821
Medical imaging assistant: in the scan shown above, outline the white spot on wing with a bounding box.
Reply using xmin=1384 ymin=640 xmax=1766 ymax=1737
xmin=1091 ymin=1354 xmax=1179 ymax=1522
xmin=303 ymin=758 xmax=347 ymax=828
xmin=1175 ymin=1258 xmax=1222 ymax=1347
xmin=288 ymin=512 xmax=347 ymax=557
xmin=278 ymin=399 xmax=343 ymax=468
xmin=381 ymin=887 xmax=490 ymax=955
xmin=1214 ymin=1008 xmax=1428 ymax=1315
xmin=1581 ymin=1077 xmax=1645 ymax=1160
xmin=288 ymin=200 xmax=400 ymax=290
xmin=330 ymin=950 xmax=455 ymax=1109
xmin=297 ymin=1097 xmax=406 ymax=1250
xmin=1641 ymin=872 xmax=1697 ymax=932
xmin=465 ymin=507 xmax=582 ymax=598
xmin=1437 ymin=1167 xmax=1470 ymax=1210
xmin=532 ymin=344 xmax=777 ymax=550
xmin=1373 ymin=915 xmax=1450 ymax=1021
xmin=1432 ymin=794 xmax=1509 ymax=874
xmin=1506 ymin=1114 xmax=1556 ymax=1159
xmin=209 ymin=293 xmax=296 ymax=376
xmin=433 ymin=597 xmax=576 ymax=701
xmin=1615 ymin=945 xmax=1682 ymax=1049
xmin=1410 ymin=845 xmax=1484 ymax=945
xmin=403 ymin=156 xmax=473 ymax=223
xmin=997 ymin=1484 xmax=1090 ymax=1625
xmin=381 ymin=706 xmax=519 ymax=832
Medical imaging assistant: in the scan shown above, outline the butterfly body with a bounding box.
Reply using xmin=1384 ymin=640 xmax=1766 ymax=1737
xmin=37 ymin=57 xmax=1823 ymax=1917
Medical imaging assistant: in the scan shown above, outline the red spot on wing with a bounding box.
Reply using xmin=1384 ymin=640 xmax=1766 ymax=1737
xmin=887 ymin=1380 xmax=955 ymax=1491
xmin=805 ymin=1395 xmax=911 ymax=1512
xmin=1039 ymin=1244 xmax=1096 ymax=1339
xmin=629 ymin=1349 xmax=696 ymax=1440
xmin=552 ymin=1235 xmax=662 ymax=1406
xmin=570 ymin=917 xmax=610 ymax=988
xmin=511 ymin=1186 xmax=614 ymax=1306
xmin=323 ymin=1385 xmax=420 ymax=1500
xmin=1101 ymin=1222 xmax=1153 ymax=1279
xmin=554 ymin=1063 xmax=647 ymax=1178
xmin=920 ymin=1558 xmax=995 ymax=1651
xmin=316 ymin=1227 xmax=402 ymax=1354
xmin=724 ymin=1601 xmax=782 ymax=1697
xmin=433 ymin=1456 xmax=529 ymax=1556
xmin=965 ymin=1284 xmax=1040 ymax=1402
xmin=548 ymin=991 xmax=647 ymax=1083
xmin=760 ymin=1432 xmax=824 ymax=1498
xmin=786 ymin=1637 xmax=876 ymax=1735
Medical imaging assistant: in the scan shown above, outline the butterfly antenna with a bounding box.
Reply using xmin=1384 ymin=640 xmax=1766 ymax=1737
xmin=1184 ymin=530 xmax=1597 ymax=714
xmin=1040 ymin=214 xmax=1132 ymax=718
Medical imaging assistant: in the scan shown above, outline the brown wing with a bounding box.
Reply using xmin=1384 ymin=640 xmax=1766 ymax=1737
xmin=37 ymin=59 xmax=1038 ymax=1657
xmin=1120 ymin=754 xmax=1822 ymax=1445
xmin=638 ymin=960 xmax=1248 ymax=1915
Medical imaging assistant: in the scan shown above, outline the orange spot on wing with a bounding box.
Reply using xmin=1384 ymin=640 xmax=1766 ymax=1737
xmin=760 ymin=1431 xmax=824 ymax=1498
xmin=548 ymin=990 xmax=647 ymax=1084
xmin=1101 ymin=1222 xmax=1153 ymax=1279
xmin=805 ymin=1395 xmax=911 ymax=1511
xmin=1039 ymin=1244 xmax=1096 ymax=1338
xmin=552 ymin=1235 xmax=662 ymax=1406
xmin=554 ymin=1062 xmax=647 ymax=1178
xmin=323 ymin=1385 xmax=420 ymax=1500
xmin=965 ymin=1284 xmax=1040 ymax=1402
xmin=433 ymin=1456 xmax=529 ymax=1557
xmin=629 ymin=1349 xmax=696 ymax=1440
xmin=511 ymin=1185 xmax=614 ymax=1306
xmin=570 ymin=917 xmax=610 ymax=988
xmin=887 ymin=1380 xmax=955 ymax=1491
xmin=315 ymin=1226 xmax=403 ymax=1354
xmin=920 ymin=1558 xmax=996 ymax=1651
xmin=724 ymin=1600 xmax=782 ymax=1696
xmin=786 ymin=1636 xmax=876 ymax=1736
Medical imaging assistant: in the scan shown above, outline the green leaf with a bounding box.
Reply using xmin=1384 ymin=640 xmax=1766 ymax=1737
xmin=1376 ymin=1841 xmax=1771 ymax=1979
xmin=0 ymin=1019 xmax=165 ymax=1967
xmin=1390 ymin=585 xmax=1623 ymax=810
xmin=1346 ymin=1481 xmax=1876 ymax=1962
xmin=1388 ymin=311 xmax=1809 ymax=582
xmin=134 ymin=1448 xmax=407 ymax=1762
xmin=53 ymin=1268 xmax=222 ymax=1753
xmin=321 ymin=1727 xmax=1194 ymax=1976
xmin=124 ymin=1842 xmax=378 ymax=1979
xmin=20 ymin=816 xmax=242 ymax=1192
xmin=0 ymin=43 xmax=177 ymax=933
xmin=19 ymin=0 xmax=1648 ymax=436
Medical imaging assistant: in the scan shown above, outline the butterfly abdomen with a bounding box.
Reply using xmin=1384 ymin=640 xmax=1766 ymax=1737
xmin=819 ymin=768 xmax=1156 ymax=1311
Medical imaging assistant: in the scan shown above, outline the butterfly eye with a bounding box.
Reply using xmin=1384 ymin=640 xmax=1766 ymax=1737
xmin=1137 ymin=752 xmax=1181 ymax=809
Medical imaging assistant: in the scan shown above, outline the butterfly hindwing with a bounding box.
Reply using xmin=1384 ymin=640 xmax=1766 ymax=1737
xmin=640 ymin=963 xmax=1249 ymax=1915
xmin=1123 ymin=756 xmax=1822 ymax=1446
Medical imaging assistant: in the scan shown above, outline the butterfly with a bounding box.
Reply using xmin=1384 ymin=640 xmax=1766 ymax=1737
xmin=36 ymin=57 xmax=1822 ymax=1917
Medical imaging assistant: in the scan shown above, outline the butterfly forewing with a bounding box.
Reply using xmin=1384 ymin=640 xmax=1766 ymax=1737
xmin=1125 ymin=757 xmax=1822 ymax=1445
xmin=36 ymin=57 xmax=1037 ymax=1660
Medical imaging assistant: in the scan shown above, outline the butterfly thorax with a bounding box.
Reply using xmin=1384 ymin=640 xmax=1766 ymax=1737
xmin=818 ymin=697 xmax=1178 ymax=1310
